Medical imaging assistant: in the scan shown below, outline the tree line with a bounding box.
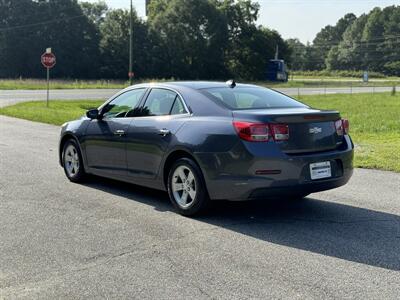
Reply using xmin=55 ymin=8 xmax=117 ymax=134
xmin=0 ymin=0 xmax=399 ymax=80
xmin=0 ymin=0 xmax=289 ymax=80
xmin=287 ymin=5 xmax=400 ymax=76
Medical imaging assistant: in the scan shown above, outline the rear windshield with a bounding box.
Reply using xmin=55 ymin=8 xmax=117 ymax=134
xmin=201 ymin=87 xmax=307 ymax=110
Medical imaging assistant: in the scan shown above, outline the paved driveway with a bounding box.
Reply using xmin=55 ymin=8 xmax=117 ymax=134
xmin=0 ymin=116 xmax=399 ymax=299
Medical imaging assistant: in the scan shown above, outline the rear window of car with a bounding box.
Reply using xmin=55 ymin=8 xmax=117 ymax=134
xmin=201 ymin=87 xmax=307 ymax=110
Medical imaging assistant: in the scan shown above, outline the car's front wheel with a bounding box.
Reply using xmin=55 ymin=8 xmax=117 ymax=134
xmin=167 ymin=158 xmax=210 ymax=216
xmin=62 ymin=139 xmax=86 ymax=183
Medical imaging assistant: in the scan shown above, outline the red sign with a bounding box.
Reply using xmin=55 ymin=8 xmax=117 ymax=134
xmin=41 ymin=52 xmax=56 ymax=69
xmin=128 ymin=71 xmax=135 ymax=78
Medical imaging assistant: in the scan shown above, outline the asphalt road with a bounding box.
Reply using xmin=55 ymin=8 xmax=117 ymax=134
xmin=0 ymin=85 xmax=398 ymax=107
xmin=1 ymin=116 xmax=399 ymax=299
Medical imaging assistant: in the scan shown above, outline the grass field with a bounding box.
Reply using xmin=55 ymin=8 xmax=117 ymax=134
xmin=1 ymin=93 xmax=399 ymax=172
xmin=0 ymin=100 xmax=103 ymax=125
xmin=0 ymin=79 xmax=126 ymax=90
xmin=299 ymin=93 xmax=400 ymax=173
xmin=1 ymin=78 xmax=399 ymax=90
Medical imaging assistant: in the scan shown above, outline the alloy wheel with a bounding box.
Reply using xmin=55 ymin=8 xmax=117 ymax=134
xmin=171 ymin=165 xmax=197 ymax=208
xmin=64 ymin=144 xmax=80 ymax=177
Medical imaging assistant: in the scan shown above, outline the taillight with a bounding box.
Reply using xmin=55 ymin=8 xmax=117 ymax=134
xmin=335 ymin=119 xmax=349 ymax=135
xmin=342 ymin=119 xmax=349 ymax=134
xmin=233 ymin=122 xmax=289 ymax=142
xmin=233 ymin=121 xmax=270 ymax=142
xmin=270 ymin=124 xmax=289 ymax=141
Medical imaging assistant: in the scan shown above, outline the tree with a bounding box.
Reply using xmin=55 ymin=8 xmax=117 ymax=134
xmin=216 ymin=0 xmax=289 ymax=80
xmin=312 ymin=13 xmax=356 ymax=70
xmin=99 ymin=8 xmax=156 ymax=79
xmin=148 ymin=0 xmax=228 ymax=79
xmin=0 ymin=0 xmax=101 ymax=78
xmin=286 ymin=38 xmax=307 ymax=70
xmin=80 ymin=1 xmax=108 ymax=25
xmin=323 ymin=6 xmax=400 ymax=75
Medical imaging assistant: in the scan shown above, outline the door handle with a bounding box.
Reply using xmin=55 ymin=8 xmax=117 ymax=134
xmin=114 ymin=129 xmax=126 ymax=136
xmin=158 ymin=129 xmax=170 ymax=136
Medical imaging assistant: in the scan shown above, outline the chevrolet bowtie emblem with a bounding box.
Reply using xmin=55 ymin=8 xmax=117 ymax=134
xmin=309 ymin=127 xmax=322 ymax=134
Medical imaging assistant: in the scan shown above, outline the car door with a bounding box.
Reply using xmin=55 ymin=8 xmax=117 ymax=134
xmin=84 ymin=88 xmax=146 ymax=176
xmin=126 ymin=88 xmax=189 ymax=179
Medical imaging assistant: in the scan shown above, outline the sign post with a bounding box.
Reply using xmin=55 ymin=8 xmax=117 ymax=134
xmin=41 ymin=48 xmax=56 ymax=107
xmin=363 ymin=71 xmax=369 ymax=83
xmin=129 ymin=0 xmax=134 ymax=86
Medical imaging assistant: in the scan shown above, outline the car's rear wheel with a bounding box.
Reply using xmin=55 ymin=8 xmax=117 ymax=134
xmin=167 ymin=158 xmax=209 ymax=216
xmin=62 ymin=139 xmax=86 ymax=183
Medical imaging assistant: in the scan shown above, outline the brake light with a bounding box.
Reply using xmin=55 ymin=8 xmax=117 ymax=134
xmin=335 ymin=119 xmax=349 ymax=135
xmin=233 ymin=121 xmax=270 ymax=142
xmin=342 ymin=118 xmax=349 ymax=134
xmin=233 ymin=122 xmax=289 ymax=142
xmin=270 ymin=124 xmax=289 ymax=141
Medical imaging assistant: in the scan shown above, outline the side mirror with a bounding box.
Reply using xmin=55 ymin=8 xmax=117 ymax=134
xmin=86 ymin=109 xmax=100 ymax=120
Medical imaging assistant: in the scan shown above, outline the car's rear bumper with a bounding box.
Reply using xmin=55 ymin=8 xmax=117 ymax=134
xmin=195 ymin=135 xmax=354 ymax=201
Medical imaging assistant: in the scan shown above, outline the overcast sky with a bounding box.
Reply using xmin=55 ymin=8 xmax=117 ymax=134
xmin=90 ymin=0 xmax=400 ymax=43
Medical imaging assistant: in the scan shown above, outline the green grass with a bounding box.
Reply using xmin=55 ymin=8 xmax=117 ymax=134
xmin=258 ymin=79 xmax=400 ymax=88
xmin=299 ymin=93 xmax=400 ymax=173
xmin=1 ymin=93 xmax=399 ymax=172
xmin=290 ymin=70 xmax=397 ymax=79
xmin=0 ymin=100 xmax=103 ymax=125
xmin=0 ymin=79 xmax=127 ymax=90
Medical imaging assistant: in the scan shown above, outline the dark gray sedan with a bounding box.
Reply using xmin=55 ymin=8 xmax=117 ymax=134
xmin=59 ymin=81 xmax=353 ymax=215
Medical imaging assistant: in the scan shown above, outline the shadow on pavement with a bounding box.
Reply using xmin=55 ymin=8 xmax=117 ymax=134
xmin=83 ymin=176 xmax=400 ymax=271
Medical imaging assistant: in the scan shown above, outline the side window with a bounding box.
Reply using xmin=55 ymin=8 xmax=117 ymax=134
xmin=102 ymin=89 xmax=145 ymax=118
xmin=141 ymin=89 xmax=177 ymax=116
xmin=170 ymin=96 xmax=187 ymax=115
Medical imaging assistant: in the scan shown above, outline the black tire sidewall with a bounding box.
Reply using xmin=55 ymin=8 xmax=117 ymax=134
xmin=288 ymin=193 xmax=310 ymax=201
xmin=167 ymin=158 xmax=209 ymax=216
xmin=62 ymin=139 xmax=85 ymax=183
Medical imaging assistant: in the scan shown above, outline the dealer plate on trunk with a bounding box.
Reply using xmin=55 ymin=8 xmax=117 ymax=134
xmin=310 ymin=161 xmax=331 ymax=180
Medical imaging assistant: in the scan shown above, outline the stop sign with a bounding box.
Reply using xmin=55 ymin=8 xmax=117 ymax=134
xmin=41 ymin=52 xmax=56 ymax=69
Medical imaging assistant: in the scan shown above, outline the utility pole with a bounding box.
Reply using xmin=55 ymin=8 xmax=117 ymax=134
xmin=275 ymin=45 xmax=279 ymax=60
xmin=129 ymin=0 xmax=134 ymax=85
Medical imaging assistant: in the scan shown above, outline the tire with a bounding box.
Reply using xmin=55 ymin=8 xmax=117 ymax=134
xmin=288 ymin=193 xmax=310 ymax=201
xmin=167 ymin=158 xmax=210 ymax=216
xmin=62 ymin=139 xmax=86 ymax=183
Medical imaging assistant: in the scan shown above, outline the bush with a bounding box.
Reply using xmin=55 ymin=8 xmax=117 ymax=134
xmin=384 ymin=62 xmax=400 ymax=77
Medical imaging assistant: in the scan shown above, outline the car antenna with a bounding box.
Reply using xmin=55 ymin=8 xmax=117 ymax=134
xmin=226 ymin=79 xmax=236 ymax=88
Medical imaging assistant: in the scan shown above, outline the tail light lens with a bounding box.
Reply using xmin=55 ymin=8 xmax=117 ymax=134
xmin=270 ymin=124 xmax=289 ymax=141
xmin=233 ymin=121 xmax=270 ymax=142
xmin=335 ymin=119 xmax=349 ymax=135
xmin=233 ymin=122 xmax=289 ymax=142
xmin=342 ymin=118 xmax=349 ymax=134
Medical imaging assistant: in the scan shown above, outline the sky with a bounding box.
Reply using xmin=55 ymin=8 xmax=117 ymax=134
xmin=90 ymin=0 xmax=400 ymax=43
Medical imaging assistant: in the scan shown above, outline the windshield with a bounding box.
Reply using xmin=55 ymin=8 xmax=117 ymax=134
xmin=201 ymin=87 xmax=307 ymax=110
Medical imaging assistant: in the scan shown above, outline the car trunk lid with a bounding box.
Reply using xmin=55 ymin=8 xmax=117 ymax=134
xmin=232 ymin=108 xmax=343 ymax=154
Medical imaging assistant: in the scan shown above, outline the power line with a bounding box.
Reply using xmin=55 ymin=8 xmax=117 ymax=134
xmin=287 ymin=33 xmax=400 ymax=49
xmin=288 ymin=37 xmax=400 ymax=52
xmin=0 ymin=14 xmax=87 ymax=32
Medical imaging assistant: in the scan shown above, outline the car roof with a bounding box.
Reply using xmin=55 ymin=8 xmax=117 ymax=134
xmin=130 ymin=81 xmax=258 ymax=90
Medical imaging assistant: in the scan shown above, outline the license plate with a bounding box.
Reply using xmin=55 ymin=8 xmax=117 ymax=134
xmin=310 ymin=161 xmax=331 ymax=180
